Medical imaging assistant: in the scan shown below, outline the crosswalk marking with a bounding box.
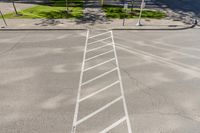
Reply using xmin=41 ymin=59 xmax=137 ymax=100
xmin=76 ymin=96 xmax=123 ymax=126
xmin=99 ymin=117 xmax=127 ymax=133
xmin=81 ymin=67 xmax=118 ymax=86
xmin=84 ymin=58 xmax=115 ymax=72
xmin=88 ymin=37 xmax=111 ymax=45
xmin=85 ymin=49 xmax=114 ymax=61
xmin=87 ymin=43 xmax=113 ymax=53
xmin=79 ymin=80 xmax=120 ymax=102
xmin=71 ymin=30 xmax=133 ymax=133
xmin=88 ymin=31 xmax=111 ymax=39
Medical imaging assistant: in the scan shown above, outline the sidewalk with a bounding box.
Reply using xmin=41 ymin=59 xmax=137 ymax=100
xmin=0 ymin=18 xmax=195 ymax=30
xmin=0 ymin=2 xmax=37 ymax=14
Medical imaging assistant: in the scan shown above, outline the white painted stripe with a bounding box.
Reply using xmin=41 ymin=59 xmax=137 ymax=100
xmin=85 ymin=49 xmax=114 ymax=62
xmin=81 ymin=67 xmax=118 ymax=86
xmin=99 ymin=117 xmax=127 ymax=133
xmin=87 ymin=43 xmax=113 ymax=53
xmin=71 ymin=30 xmax=89 ymax=133
xmin=116 ymin=43 xmax=200 ymax=72
xmin=76 ymin=96 xmax=123 ymax=126
xmin=88 ymin=37 xmax=111 ymax=45
xmin=111 ymin=31 xmax=133 ymax=133
xmin=116 ymin=44 xmax=200 ymax=78
xmin=88 ymin=31 xmax=111 ymax=39
xmin=154 ymin=40 xmax=200 ymax=52
xmin=79 ymin=80 xmax=120 ymax=102
xmin=84 ymin=58 xmax=115 ymax=72
xmin=124 ymin=40 xmax=200 ymax=60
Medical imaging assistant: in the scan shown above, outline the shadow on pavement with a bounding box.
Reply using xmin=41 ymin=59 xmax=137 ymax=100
xmin=156 ymin=0 xmax=200 ymax=25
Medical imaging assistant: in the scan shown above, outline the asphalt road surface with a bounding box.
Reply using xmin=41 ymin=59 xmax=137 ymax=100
xmin=0 ymin=29 xmax=200 ymax=133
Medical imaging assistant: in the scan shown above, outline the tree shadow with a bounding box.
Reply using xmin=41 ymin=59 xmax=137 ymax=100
xmin=75 ymin=7 xmax=113 ymax=26
xmin=156 ymin=0 xmax=200 ymax=24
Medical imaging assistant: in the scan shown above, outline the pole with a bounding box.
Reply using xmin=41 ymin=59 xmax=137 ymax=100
xmin=136 ymin=0 xmax=145 ymax=26
xmin=101 ymin=0 xmax=104 ymax=6
xmin=123 ymin=3 xmax=128 ymax=26
xmin=65 ymin=0 xmax=69 ymax=12
xmin=12 ymin=0 xmax=18 ymax=15
xmin=0 ymin=10 xmax=7 ymax=27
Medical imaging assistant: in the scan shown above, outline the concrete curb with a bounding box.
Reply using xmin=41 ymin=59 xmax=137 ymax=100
xmin=0 ymin=28 xmax=86 ymax=31
xmin=0 ymin=23 xmax=197 ymax=31
xmin=111 ymin=23 xmax=197 ymax=31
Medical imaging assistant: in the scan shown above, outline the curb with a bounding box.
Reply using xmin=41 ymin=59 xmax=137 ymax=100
xmin=0 ymin=28 xmax=86 ymax=31
xmin=0 ymin=24 xmax=197 ymax=31
xmin=111 ymin=23 xmax=197 ymax=31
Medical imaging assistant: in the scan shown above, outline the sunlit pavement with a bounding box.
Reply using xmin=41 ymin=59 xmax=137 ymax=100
xmin=1 ymin=29 xmax=200 ymax=133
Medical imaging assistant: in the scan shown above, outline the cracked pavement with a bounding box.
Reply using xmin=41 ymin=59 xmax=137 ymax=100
xmin=1 ymin=29 xmax=200 ymax=133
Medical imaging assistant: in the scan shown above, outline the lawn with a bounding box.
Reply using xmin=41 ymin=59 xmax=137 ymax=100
xmin=2 ymin=0 xmax=83 ymax=19
xmin=103 ymin=6 xmax=166 ymax=19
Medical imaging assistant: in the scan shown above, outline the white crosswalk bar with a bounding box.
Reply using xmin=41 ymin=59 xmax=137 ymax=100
xmin=84 ymin=58 xmax=115 ymax=72
xmin=81 ymin=68 xmax=118 ymax=86
xmin=87 ymin=43 xmax=113 ymax=53
xmin=85 ymin=49 xmax=114 ymax=62
xmin=79 ymin=80 xmax=120 ymax=102
xmin=75 ymin=96 xmax=123 ymax=126
xmin=99 ymin=117 xmax=127 ymax=133
xmin=88 ymin=37 xmax=112 ymax=45
xmin=88 ymin=31 xmax=112 ymax=39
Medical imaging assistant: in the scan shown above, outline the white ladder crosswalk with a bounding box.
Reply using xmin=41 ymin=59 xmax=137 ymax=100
xmin=71 ymin=30 xmax=133 ymax=133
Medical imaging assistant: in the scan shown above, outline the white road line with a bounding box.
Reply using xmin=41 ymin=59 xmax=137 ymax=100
xmin=84 ymin=58 xmax=115 ymax=72
xmin=116 ymin=45 xmax=200 ymax=78
xmin=88 ymin=37 xmax=112 ymax=45
xmin=120 ymin=39 xmax=200 ymax=60
xmin=111 ymin=31 xmax=133 ymax=133
xmin=71 ymin=30 xmax=89 ymax=133
xmin=146 ymin=42 xmax=200 ymax=60
xmin=116 ymin=43 xmax=200 ymax=73
xmin=154 ymin=40 xmax=200 ymax=52
xmin=99 ymin=117 xmax=127 ymax=133
xmin=87 ymin=43 xmax=113 ymax=53
xmin=79 ymin=80 xmax=120 ymax=102
xmin=85 ymin=49 xmax=114 ymax=62
xmin=75 ymin=96 xmax=123 ymax=126
xmin=90 ymin=35 xmax=200 ymax=76
xmin=88 ymin=31 xmax=112 ymax=39
xmin=81 ymin=67 xmax=118 ymax=86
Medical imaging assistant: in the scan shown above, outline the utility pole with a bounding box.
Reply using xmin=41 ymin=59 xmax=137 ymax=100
xmin=101 ymin=0 xmax=104 ymax=6
xmin=136 ymin=0 xmax=145 ymax=26
xmin=65 ymin=0 xmax=69 ymax=12
xmin=0 ymin=10 xmax=8 ymax=27
xmin=12 ymin=0 xmax=18 ymax=15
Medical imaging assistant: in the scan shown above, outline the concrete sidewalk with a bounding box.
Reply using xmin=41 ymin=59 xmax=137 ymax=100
xmin=0 ymin=18 xmax=195 ymax=30
xmin=0 ymin=2 xmax=37 ymax=14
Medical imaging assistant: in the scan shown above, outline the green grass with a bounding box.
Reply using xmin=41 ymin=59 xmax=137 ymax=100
xmin=52 ymin=0 xmax=84 ymax=7
xmin=103 ymin=6 xmax=166 ymax=19
xmin=1 ymin=0 xmax=83 ymax=19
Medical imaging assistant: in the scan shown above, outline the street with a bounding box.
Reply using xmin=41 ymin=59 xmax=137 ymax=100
xmin=0 ymin=29 xmax=200 ymax=133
